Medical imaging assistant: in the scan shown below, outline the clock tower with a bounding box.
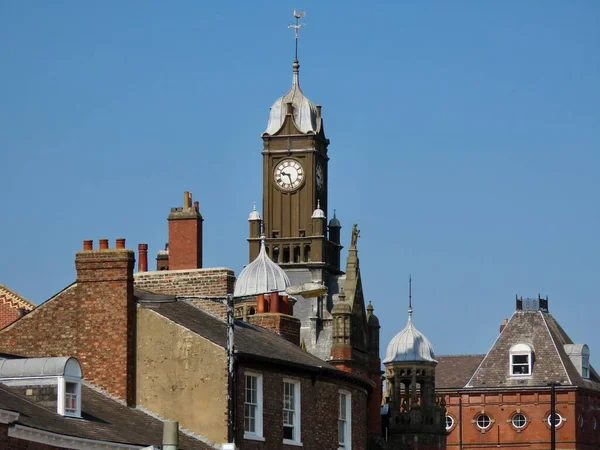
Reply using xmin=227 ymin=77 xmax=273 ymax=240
xmin=246 ymin=14 xmax=345 ymax=360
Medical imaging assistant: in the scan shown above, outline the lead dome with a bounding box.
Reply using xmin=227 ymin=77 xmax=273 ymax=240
xmin=234 ymin=237 xmax=290 ymax=298
xmin=264 ymin=61 xmax=319 ymax=135
xmin=383 ymin=307 xmax=437 ymax=364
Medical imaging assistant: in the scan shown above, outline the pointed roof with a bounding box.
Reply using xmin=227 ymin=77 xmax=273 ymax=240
xmin=466 ymin=309 xmax=600 ymax=390
xmin=234 ymin=237 xmax=290 ymax=297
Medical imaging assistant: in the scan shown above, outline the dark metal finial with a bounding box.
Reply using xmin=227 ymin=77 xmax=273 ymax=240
xmin=408 ymin=274 xmax=413 ymax=319
xmin=288 ymin=9 xmax=306 ymax=63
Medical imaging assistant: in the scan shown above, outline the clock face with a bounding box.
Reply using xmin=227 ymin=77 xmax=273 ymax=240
xmin=316 ymin=163 xmax=324 ymax=193
xmin=274 ymin=159 xmax=304 ymax=191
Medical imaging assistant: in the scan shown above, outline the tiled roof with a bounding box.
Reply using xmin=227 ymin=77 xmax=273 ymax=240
xmin=465 ymin=310 xmax=600 ymax=390
xmin=142 ymin=299 xmax=370 ymax=385
xmin=0 ymin=383 xmax=212 ymax=449
xmin=435 ymin=355 xmax=485 ymax=389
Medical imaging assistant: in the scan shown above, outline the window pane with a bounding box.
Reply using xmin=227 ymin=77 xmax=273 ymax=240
xmin=339 ymin=419 xmax=345 ymax=445
xmin=283 ymin=426 xmax=294 ymax=440
xmin=513 ymin=355 xmax=528 ymax=364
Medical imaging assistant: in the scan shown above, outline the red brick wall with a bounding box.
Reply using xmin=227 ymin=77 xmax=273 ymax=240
xmin=235 ymin=362 xmax=369 ymax=450
xmin=442 ymin=388 xmax=600 ymax=449
xmin=247 ymin=314 xmax=300 ymax=346
xmin=0 ymin=245 xmax=136 ymax=405
xmin=0 ymin=300 xmax=20 ymax=329
xmin=168 ymin=217 xmax=202 ymax=270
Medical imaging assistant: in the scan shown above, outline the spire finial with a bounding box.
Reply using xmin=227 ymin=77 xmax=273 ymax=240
xmin=408 ymin=274 xmax=413 ymax=319
xmin=288 ymin=9 xmax=305 ymax=85
xmin=253 ymin=202 xmax=257 ymax=211
xmin=333 ymin=209 xmax=337 ymax=218
xmin=317 ymin=199 xmax=321 ymax=209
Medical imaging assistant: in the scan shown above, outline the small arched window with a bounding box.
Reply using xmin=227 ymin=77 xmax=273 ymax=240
xmin=510 ymin=343 xmax=533 ymax=376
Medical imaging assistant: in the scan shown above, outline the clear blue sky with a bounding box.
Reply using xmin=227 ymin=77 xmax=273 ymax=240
xmin=1 ymin=1 xmax=599 ymax=365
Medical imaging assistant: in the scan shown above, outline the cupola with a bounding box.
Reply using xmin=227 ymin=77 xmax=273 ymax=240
xmin=383 ymin=283 xmax=436 ymax=364
xmin=264 ymin=59 xmax=320 ymax=135
xmin=248 ymin=203 xmax=261 ymax=221
xmin=234 ymin=237 xmax=290 ymax=298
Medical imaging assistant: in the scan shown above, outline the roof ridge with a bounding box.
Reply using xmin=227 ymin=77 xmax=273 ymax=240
xmin=539 ymin=312 xmax=573 ymax=385
xmin=0 ymin=284 xmax=35 ymax=309
xmin=465 ymin=310 xmax=516 ymax=388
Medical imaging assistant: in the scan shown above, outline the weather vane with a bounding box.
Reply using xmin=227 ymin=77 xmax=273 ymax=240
xmin=288 ymin=9 xmax=306 ymax=61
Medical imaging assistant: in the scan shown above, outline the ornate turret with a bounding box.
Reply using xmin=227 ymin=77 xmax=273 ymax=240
xmin=248 ymin=203 xmax=261 ymax=261
xmin=382 ymin=278 xmax=446 ymax=450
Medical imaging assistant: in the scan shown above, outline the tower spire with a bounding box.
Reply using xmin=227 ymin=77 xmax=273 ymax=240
xmin=408 ymin=274 xmax=413 ymax=319
xmin=288 ymin=9 xmax=305 ymax=86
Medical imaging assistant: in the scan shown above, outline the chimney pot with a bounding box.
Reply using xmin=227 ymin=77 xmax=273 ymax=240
xmin=193 ymin=200 xmax=199 ymax=213
xmin=499 ymin=318 xmax=509 ymax=333
xmin=138 ymin=243 xmax=148 ymax=272
xmin=83 ymin=239 xmax=93 ymax=251
xmin=116 ymin=238 xmax=126 ymax=249
xmin=99 ymin=239 xmax=109 ymax=249
xmin=183 ymin=191 xmax=191 ymax=209
xmin=269 ymin=292 xmax=280 ymax=314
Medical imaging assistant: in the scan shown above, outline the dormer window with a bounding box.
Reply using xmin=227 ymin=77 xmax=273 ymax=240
xmin=582 ymin=346 xmax=590 ymax=379
xmin=564 ymin=344 xmax=590 ymax=379
xmin=0 ymin=356 xmax=83 ymax=418
xmin=510 ymin=344 xmax=532 ymax=376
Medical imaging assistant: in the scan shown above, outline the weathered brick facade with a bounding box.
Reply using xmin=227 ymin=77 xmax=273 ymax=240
xmin=0 ymin=284 xmax=34 ymax=330
xmin=236 ymin=360 xmax=369 ymax=450
xmin=0 ymin=240 xmax=136 ymax=405
xmin=441 ymin=388 xmax=597 ymax=449
xmin=134 ymin=268 xmax=234 ymax=297
xmin=167 ymin=191 xmax=204 ymax=270
xmin=247 ymin=313 xmax=301 ymax=346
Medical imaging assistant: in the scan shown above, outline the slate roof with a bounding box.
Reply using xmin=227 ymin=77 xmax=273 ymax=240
xmin=142 ymin=299 xmax=371 ymax=385
xmin=435 ymin=355 xmax=484 ymax=389
xmin=465 ymin=310 xmax=600 ymax=390
xmin=0 ymin=383 xmax=211 ymax=449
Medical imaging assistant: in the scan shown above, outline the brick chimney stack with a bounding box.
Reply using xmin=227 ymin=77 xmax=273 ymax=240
xmin=75 ymin=239 xmax=136 ymax=405
xmin=499 ymin=318 xmax=509 ymax=333
xmin=247 ymin=294 xmax=300 ymax=346
xmin=167 ymin=191 xmax=204 ymax=270
xmin=138 ymin=243 xmax=148 ymax=272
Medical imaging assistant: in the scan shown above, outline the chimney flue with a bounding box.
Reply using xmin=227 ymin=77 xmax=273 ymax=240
xmin=83 ymin=239 xmax=93 ymax=251
xmin=138 ymin=243 xmax=148 ymax=272
xmin=193 ymin=200 xmax=199 ymax=213
xmin=183 ymin=191 xmax=192 ymax=209
xmin=99 ymin=239 xmax=109 ymax=249
xmin=162 ymin=421 xmax=179 ymax=450
xmin=116 ymin=238 xmax=126 ymax=249
xmin=499 ymin=318 xmax=509 ymax=333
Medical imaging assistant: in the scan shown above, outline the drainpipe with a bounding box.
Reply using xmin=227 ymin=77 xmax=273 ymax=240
xmin=163 ymin=421 xmax=179 ymax=450
xmin=459 ymin=397 xmax=463 ymax=450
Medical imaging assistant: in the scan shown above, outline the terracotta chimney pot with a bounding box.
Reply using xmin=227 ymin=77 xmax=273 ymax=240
xmin=99 ymin=239 xmax=109 ymax=249
xmin=83 ymin=239 xmax=93 ymax=251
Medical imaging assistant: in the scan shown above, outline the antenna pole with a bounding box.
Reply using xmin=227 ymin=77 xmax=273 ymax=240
xmin=408 ymin=275 xmax=413 ymax=317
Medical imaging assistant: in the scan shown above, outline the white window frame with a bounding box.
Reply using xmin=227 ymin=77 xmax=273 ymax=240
xmin=582 ymin=348 xmax=590 ymax=379
xmin=445 ymin=414 xmax=455 ymax=431
xmin=283 ymin=378 xmax=302 ymax=446
xmin=475 ymin=413 xmax=492 ymax=431
xmin=547 ymin=412 xmax=564 ymax=428
xmin=57 ymin=376 xmax=82 ymax=418
xmin=510 ymin=343 xmax=532 ymax=377
xmin=243 ymin=372 xmax=264 ymax=441
xmin=338 ymin=390 xmax=351 ymax=450
xmin=511 ymin=412 xmax=527 ymax=430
